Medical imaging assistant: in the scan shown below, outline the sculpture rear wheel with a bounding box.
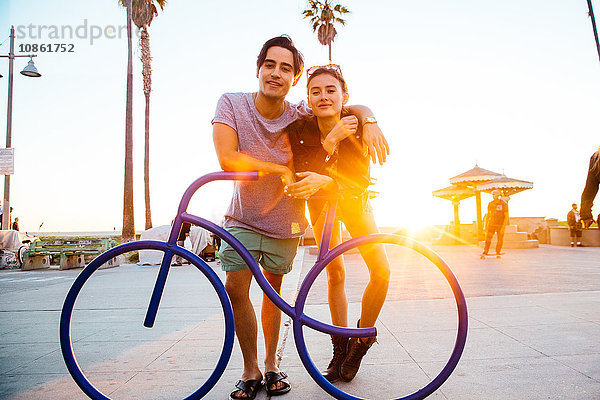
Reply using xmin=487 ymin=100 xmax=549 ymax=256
xmin=59 ymin=241 xmax=235 ymax=400
xmin=292 ymin=234 xmax=468 ymax=400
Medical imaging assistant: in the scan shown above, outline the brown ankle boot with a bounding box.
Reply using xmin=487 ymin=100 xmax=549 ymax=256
xmin=340 ymin=321 xmax=376 ymax=382
xmin=322 ymin=335 xmax=349 ymax=382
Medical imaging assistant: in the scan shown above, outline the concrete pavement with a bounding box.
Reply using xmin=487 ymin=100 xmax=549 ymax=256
xmin=0 ymin=243 xmax=599 ymax=399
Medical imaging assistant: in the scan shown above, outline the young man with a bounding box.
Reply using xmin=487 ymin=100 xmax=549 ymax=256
xmin=212 ymin=35 xmax=388 ymax=399
xmin=481 ymin=190 xmax=509 ymax=259
xmin=567 ymin=203 xmax=583 ymax=247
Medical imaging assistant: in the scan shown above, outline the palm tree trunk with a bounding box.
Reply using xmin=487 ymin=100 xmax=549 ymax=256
xmin=328 ymin=43 xmax=332 ymax=63
xmin=122 ymin=0 xmax=135 ymax=242
xmin=141 ymin=28 xmax=153 ymax=230
xmin=144 ymin=93 xmax=152 ymax=230
xmin=587 ymin=0 xmax=600 ymax=63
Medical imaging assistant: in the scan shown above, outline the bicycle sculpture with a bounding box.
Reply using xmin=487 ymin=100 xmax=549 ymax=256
xmin=60 ymin=171 xmax=468 ymax=400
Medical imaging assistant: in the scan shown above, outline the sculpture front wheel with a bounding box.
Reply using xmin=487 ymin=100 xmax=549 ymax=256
xmin=59 ymin=241 xmax=235 ymax=400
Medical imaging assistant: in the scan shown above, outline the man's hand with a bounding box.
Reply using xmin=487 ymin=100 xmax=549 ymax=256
xmin=362 ymin=123 xmax=389 ymax=165
xmin=278 ymin=166 xmax=295 ymax=187
xmin=284 ymin=172 xmax=333 ymax=199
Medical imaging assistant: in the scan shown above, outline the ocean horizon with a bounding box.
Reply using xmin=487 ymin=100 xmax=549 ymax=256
xmin=25 ymin=231 xmax=143 ymax=238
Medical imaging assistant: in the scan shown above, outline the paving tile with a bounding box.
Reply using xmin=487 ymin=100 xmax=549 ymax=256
xmin=498 ymin=322 xmax=600 ymax=357
xmin=0 ymin=371 xmax=134 ymax=400
xmin=553 ymin=353 xmax=600 ymax=381
xmin=109 ymin=368 xmax=270 ymax=400
xmin=267 ymin=363 xmax=445 ymax=400
xmin=1 ymin=323 xmax=59 ymax=345
xmin=468 ymin=305 xmax=584 ymax=327
xmin=421 ymin=357 xmax=600 ymax=400
xmin=0 ymin=343 xmax=59 ymax=374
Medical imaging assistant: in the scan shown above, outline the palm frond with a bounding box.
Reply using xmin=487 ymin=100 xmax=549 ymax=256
xmin=127 ymin=0 xmax=165 ymax=29
xmin=334 ymin=5 xmax=350 ymax=14
xmin=156 ymin=0 xmax=166 ymax=10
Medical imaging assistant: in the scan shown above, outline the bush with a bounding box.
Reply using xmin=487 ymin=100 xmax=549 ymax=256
xmin=127 ymin=251 xmax=139 ymax=263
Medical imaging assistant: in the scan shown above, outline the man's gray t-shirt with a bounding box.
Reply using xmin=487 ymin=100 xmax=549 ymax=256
xmin=212 ymin=92 xmax=310 ymax=239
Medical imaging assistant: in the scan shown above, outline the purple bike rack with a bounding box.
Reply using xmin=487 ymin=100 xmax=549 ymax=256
xmin=60 ymin=171 xmax=467 ymax=400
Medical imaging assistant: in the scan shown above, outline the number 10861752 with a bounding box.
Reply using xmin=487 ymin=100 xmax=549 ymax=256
xmin=19 ymin=43 xmax=74 ymax=53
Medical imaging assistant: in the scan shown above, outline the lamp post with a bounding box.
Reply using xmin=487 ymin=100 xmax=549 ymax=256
xmin=0 ymin=26 xmax=41 ymax=230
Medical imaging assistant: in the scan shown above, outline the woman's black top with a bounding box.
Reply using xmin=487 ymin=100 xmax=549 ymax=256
xmin=581 ymin=150 xmax=600 ymax=220
xmin=286 ymin=115 xmax=371 ymax=224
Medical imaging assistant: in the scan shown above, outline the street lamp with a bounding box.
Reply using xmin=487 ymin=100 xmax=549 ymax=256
xmin=0 ymin=26 xmax=41 ymax=230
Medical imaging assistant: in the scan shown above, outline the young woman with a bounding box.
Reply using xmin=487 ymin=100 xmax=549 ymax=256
xmin=284 ymin=65 xmax=391 ymax=383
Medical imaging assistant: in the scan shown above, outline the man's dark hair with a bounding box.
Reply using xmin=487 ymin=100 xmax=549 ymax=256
xmin=257 ymin=35 xmax=304 ymax=82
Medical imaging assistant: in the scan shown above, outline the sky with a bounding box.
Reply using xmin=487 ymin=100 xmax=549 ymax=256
xmin=1 ymin=0 xmax=599 ymax=233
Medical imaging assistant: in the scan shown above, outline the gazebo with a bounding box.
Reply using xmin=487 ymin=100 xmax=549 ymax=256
xmin=434 ymin=165 xmax=533 ymax=242
xmin=477 ymin=176 xmax=534 ymax=196
xmin=432 ymin=185 xmax=475 ymax=239
xmin=449 ymin=165 xmax=504 ymax=186
xmin=448 ymin=165 xmax=504 ymax=240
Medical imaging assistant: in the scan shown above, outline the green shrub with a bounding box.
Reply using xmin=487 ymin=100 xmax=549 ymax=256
xmin=127 ymin=251 xmax=139 ymax=263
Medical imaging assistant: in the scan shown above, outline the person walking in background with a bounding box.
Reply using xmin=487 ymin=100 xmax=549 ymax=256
xmin=567 ymin=203 xmax=583 ymax=247
xmin=11 ymin=217 xmax=19 ymax=232
xmin=481 ymin=190 xmax=509 ymax=259
xmin=581 ymin=148 xmax=599 ymax=229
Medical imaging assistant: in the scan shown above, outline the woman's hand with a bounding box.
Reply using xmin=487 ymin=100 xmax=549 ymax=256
xmin=323 ymin=116 xmax=358 ymax=154
xmin=284 ymin=172 xmax=333 ymax=199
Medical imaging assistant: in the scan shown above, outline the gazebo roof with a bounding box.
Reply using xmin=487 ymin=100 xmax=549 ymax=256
xmin=432 ymin=185 xmax=476 ymax=202
xmin=449 ymin=165 xmax=504 ymax=185
xmin=477 ymin=176 xmax=533 ymax=195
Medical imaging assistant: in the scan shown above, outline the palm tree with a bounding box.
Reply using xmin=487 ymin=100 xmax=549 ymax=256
xmin=302 ymin=0 xmax=350 ymax=62
xmin=120 ymin=0 xmax=166 ymax=230
xmin=587 ymin=0 xmax=600 ymax=63
xmin=122 ymin=0 xmax=135 ymax=242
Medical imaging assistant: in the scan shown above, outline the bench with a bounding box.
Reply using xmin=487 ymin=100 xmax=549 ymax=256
xmin=21 ymin=238 xmax=118 ymax=270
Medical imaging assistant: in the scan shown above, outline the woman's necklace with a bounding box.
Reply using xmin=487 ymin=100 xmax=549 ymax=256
xmin=318 ymin=117 xmax=337 ymax=145
xmin=320 ymin=132 xmax=327 ymax=145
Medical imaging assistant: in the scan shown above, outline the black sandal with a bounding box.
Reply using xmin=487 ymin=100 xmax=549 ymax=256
xmin=229 ymin=379 xmax=263 ymax=400
xmin=264 ymin=371 xmax=291 ymax=396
